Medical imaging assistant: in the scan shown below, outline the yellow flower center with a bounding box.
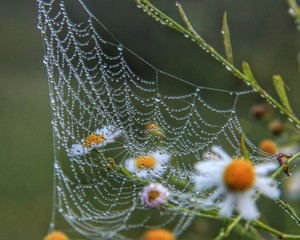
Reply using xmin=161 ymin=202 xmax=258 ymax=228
xmin=44 ymin=231 xmax=69 ymax=240
xmin=84 ymin=133 xmax=105 ymax=148
xmin=144 ymin=228 xmax=175 ymax=240
xmin=223 ymin=158 xmax=256 ymax=192
xmin=135 ymin=156 xmax=156 ymax=169
xmin=148 ymin=190 xmax=160 ymax=202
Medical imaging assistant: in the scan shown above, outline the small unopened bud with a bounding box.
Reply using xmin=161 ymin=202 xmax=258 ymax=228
xmin=251 ymin=104 xmax=266 ymax=119
xmin=259 ymin=139 xmax=277 ymax=155
xmin=269 ymin=120 xmax=284 ymax=136
xmin=105 ymin=158 xmax=116 ymax=171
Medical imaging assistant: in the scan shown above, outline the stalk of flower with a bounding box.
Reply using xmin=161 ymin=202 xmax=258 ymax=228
xmin=143 ymin=228 xmax=175 ymax=240
xmin=193 ymin=145 xmax=280 ymax=220
xmin=140 ymin=183 xmax=170 ymax=208
xmin=124 ymin=150 xmax=170 ymax=178
xmin=67 ymin=125 xmax=122 ymax=157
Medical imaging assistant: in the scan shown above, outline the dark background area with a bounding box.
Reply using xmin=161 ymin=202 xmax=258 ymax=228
xmin=0 ymin=0 xmax=299 ymax=239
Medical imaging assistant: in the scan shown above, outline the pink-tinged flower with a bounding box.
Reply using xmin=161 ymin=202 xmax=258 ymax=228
xmin=141 ymin=183 xmax=169 ymax=208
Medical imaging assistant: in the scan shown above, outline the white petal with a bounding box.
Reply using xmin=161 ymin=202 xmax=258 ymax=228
xmin=153 ymin=162 xmax=167 ymax=176
xmin=211 ymin=145 xmax=231 ymax=161
xmin=236 ymin=192 xmax=260 ymax=220
xmin=152 ymin=151 xmax=170 ymax=164
xmin=96 ymin=125 xmax=122 ymax=144
xmin=255 ymin=177 xmax=280 ymax=199
xmin=193 ymin=175 xmax=219 ymax=191
xmin=194 ymin=160 xmax=227 ymax=175
xmin=107 ymin=129 xmax=122 ymax=142
xmin=204 ymin=187 xmax=226 ymax=206
xmin=124 ymin=157 xmax=135 ymax=173
xmin=219 ymin=194 xmax=235 ymax=218
xmin=135 ymin=170 xmax=149 ymax=178
xmin=97 ymin=125 xmax=112 ymax=135
xmin=68 ymin=144 xmax=89 ymax=157
xmin=255 ymin=162 xmax=278 ymax=175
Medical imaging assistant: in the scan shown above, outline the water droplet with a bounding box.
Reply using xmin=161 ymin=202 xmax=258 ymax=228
xmin=155 ymin=95 xmax=161 ymax=102
xmin=117 ymin=44 xmax=123 ymax=51
xmin=288 ymin=8 xmax=296 ymax=16
xmin=225 ymin=65 xmax=232 ymax=71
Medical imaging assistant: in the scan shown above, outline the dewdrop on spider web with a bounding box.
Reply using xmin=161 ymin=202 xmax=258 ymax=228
xmin=67 ymin=125 xmax=122 ymax=157
xmin=193 ymin=145 xmax=280 ymax=220
xmin=124 ymin=150 xmax=171 ymax=178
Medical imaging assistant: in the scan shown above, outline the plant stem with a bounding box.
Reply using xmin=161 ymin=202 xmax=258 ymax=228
xmin=253 ymin=220 xmax=300 ymax=239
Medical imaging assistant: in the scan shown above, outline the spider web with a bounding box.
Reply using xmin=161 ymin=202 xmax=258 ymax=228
xmin=37 ymin=0 xmax=276 ymax=239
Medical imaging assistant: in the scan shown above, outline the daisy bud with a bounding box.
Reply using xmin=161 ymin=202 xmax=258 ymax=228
xmin=269 ymin=120 xmax=284 ymax=136
xmin=105 ymin=158 xmax=116 ymax=171
xmin=251 ymin=104 xmax=266 ymax=119
xmin=259 ymin=139 xmax=277 ymax=154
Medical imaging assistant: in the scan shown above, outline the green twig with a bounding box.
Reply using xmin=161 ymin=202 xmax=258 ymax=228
xmin=287 ymin=0 xmax=300 ymax=27
xmin=276 ymin=199 xmax=300 ymax=226
xmin=253 ymin=220 xmax=300 ymax=239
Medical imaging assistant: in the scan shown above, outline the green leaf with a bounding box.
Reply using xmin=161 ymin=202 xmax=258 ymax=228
xmin=222 ymin=12 xmax=234 ymax=64
xmin=242 ymin=61 xmax=258 ymax=86
xmin=272 ymin=75 xmax=293 ymax=114
xmin=240 ymin=134 xmax=250 ymax=161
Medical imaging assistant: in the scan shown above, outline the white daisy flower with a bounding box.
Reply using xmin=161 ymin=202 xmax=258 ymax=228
xmin=124 ymin=151 xmax=170 ymax=178
xmin=67 ymin=125 xmax=122 ymax=157
xmin=194 ymin=145 xmax=280 ymax=220
xmin=140 ymin=183 xmax=169 ymax=208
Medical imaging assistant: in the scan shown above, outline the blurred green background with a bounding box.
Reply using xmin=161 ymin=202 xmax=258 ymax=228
xmin=0 ymin=0 xmax=299 ymax=239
